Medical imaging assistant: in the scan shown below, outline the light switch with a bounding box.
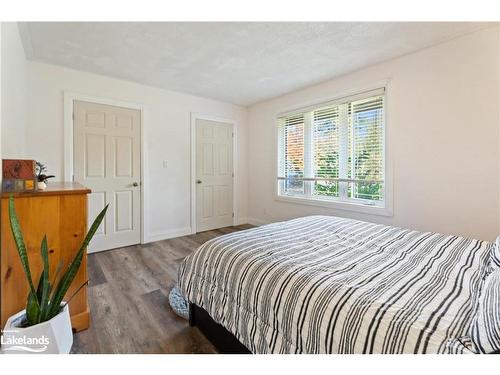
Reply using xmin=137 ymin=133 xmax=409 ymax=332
xmin=163 ymin=160 xmax=168 ymax=168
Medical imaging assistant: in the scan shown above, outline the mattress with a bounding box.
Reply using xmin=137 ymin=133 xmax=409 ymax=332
xmin=178 ymin=216 xmax=491 ymax=353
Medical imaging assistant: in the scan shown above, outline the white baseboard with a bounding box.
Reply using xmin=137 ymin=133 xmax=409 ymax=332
xmin=144 ymin=226 xmax=192 ymax=243
xmin=143 ymin=218 xmax=272 ymax=244
xmin=246 ymin=217 xmax=272 ymax=226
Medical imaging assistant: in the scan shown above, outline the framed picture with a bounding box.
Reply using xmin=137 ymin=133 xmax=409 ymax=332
xmin=3 ymin=159 xmax=36 ymax=179
xmin=2 ymin=179 xmax=15 ymax=192
xmin=24 ymin=179 xmax=36 ymax=191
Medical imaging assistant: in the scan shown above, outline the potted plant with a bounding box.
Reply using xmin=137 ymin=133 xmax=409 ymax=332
xmin=35 ymin=161 xmax=55 ymax=190
xmin=1 ymin=195 xmax=108 ymax=354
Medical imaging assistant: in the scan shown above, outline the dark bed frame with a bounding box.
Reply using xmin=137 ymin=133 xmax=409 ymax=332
xmin=189 ymin=304 xmax=251 ymax=354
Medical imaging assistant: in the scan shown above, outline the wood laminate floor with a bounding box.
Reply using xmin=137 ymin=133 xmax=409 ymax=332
xmin=71 ymin=224 xmax=254 ymax=354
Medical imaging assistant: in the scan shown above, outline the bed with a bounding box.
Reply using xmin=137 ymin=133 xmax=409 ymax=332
xmin=178 ymin=215 xmax=491 ymax=354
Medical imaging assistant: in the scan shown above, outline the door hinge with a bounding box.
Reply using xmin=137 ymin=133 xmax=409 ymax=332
xmin=72 ymin=112 xmax=75 ymax=121
xmin=232 ymin=212 xmax=235 ymax=218
xmin=232 ymin=172 xmax=234 ymax=178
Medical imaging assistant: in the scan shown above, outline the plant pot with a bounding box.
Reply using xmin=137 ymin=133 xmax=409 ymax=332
xmin=1 ymin=304 xmax=73 ymax=354
xmin=37 ymin=181 xmax=47 ymax=190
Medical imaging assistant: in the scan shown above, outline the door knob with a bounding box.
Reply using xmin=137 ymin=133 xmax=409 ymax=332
xmin=196 ymin=180 xmax=202 ymax=184
xmin=132 ymin=182 xmax=139 ymax=187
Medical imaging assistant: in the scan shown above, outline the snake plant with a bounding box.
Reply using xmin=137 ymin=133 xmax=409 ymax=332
xmin=8 ymin=195 xmax=108 ymax=326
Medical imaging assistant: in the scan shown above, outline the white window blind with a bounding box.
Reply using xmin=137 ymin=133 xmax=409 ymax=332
xmin=277 ymin=88 xmax=385 ymax=207
xmin=313 ymin=105 xmax=340 ymax=198
xmin=281 ymin=113 xmax=305 ymax=195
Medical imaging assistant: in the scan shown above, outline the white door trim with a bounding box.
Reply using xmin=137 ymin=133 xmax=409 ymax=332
xmin=190 ymin=113 xmax=238 ymax=234
xmin=63 ymin=91 xmax=146 ymax=244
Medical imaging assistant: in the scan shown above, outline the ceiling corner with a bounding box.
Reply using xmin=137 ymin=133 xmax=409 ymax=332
xmin=17 ymin=22 xmax=34 ymax=60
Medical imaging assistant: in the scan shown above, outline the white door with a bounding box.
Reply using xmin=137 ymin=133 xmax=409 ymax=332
xmin=73 ymin=100 xmax=141 ymax=252
xmin=196 ymin=119 xmax=234 ymax=232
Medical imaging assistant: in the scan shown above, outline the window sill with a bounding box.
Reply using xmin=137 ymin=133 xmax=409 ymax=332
xmin=275 ymin=195 xmax=393 ymax=217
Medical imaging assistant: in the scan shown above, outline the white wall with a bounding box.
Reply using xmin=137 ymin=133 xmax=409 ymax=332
xmin=1 ymin=22 xmax=28 ymax=157
xmin=25 ymin=61 xmax=248 ymax=242
xmin=247 ymin=26 xmax=500 ymax=241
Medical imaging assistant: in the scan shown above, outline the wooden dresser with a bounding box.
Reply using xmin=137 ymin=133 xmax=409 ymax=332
xmin=1 ymin=182 xmax=91 ymax=332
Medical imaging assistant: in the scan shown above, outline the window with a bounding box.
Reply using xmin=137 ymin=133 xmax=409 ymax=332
xmin=277 ymin=88 xmax=386 ymax=210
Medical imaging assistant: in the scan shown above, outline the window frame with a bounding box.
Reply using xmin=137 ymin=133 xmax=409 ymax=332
xmin=274 ymin=84 xmax=393 ymax=217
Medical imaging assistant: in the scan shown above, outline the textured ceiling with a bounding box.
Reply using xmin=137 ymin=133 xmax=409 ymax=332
xmin=19 ymin=22 xmax=491 ymax=106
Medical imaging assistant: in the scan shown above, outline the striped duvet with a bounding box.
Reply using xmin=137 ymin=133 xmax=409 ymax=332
xmin=178 ymin=216 xmax=491 ymax=354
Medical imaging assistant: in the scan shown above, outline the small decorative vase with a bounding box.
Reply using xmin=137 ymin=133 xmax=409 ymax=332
xmin=1 ymin=304 xmax=73 ymax=354
xmin=37 ymin=181 xmax=47 ymax=190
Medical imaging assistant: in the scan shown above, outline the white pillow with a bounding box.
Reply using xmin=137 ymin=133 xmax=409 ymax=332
xmin=470 ymin=268 xmax=500 ymax=353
